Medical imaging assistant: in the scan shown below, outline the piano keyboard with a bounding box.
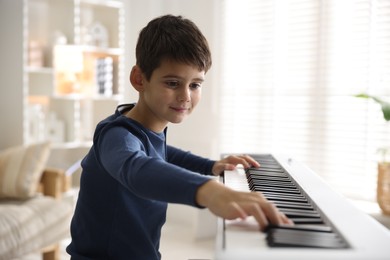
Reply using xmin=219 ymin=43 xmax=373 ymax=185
xmin=216 ymin=154 xmax=390 ymax=260
xmin=247 ymin=154 xmax=348 ymax=248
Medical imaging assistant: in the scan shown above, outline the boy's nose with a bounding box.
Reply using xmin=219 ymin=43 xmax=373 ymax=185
xmin=178 ymin=87 xmax=191 ymax=102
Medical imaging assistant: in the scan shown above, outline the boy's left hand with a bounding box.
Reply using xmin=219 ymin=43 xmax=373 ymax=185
xmin=212 ymin=154 xmax=261 ymax=176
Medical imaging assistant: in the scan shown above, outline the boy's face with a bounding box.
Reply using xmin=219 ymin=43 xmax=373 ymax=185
xmin=138 ymin=59 xmax=205 ymax=131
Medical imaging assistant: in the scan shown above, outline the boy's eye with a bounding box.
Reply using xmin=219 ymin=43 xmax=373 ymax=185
xmin=165 ymin=81 xmax=180 ymax=88
xmin=164 ymin=80 xmax=202 ymax=90
xmin=190 ymin=83 xmax=202 ymax=90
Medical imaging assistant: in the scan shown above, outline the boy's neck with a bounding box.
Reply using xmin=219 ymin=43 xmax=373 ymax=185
xmin=125 ymin=103 xmax=167 ymax=133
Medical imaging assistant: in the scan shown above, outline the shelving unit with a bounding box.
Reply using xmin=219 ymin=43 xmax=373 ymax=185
xmin=0 ymin=0 xmax=125 ymax=177
xmin=25 ymin=0 xmax=125 ymax=147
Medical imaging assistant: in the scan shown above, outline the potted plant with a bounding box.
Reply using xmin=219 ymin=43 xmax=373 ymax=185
xmin=356 ymin=93 xmax=390 ymax=215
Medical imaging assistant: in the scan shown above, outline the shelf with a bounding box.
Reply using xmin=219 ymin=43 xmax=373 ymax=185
xmin=27 ymin=66 xmax=54 ymax=74
xmin=80 ymin=0 xmax=123 ymax=9
xmin=80 ymin=45 xmax=124 ymax=55
xmin=6 ymin=0 xmax=125 ymax=147
xmin=53 ymin=44 xmax=122 ymax=96
xmin=92 ymin=93 xmax=122 ymax=100
xmin=51 ymin=93 xmax=123 ymax=101
xmin=48 ymin=96 xmax=121 ymax=143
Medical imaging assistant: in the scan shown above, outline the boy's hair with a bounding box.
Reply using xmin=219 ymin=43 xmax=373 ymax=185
xmin=136 ymin=15 xmax=212 ymax=80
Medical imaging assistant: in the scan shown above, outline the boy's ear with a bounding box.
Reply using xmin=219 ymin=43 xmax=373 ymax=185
xmin=129 ymin=65 xmax=145 ymax=92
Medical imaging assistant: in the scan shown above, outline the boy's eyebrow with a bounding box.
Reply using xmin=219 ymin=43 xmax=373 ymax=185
xmin=162 ymin=74 xmax=205 ymax=82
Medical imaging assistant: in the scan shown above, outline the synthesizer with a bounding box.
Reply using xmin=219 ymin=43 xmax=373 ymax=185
xmin=215 ymin=154 xmax=390 ymax=260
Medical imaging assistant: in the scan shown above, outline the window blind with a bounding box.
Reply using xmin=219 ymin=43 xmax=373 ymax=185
xmin=219 ymin=0 xmax=390 ymax=201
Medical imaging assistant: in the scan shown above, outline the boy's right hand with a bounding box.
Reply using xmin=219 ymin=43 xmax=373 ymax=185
xmin=196 ymin=180 xmax=293 ymax=231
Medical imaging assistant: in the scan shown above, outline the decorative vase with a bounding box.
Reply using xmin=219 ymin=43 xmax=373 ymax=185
xmin=377 ymin=162 xmax=390 ymax=215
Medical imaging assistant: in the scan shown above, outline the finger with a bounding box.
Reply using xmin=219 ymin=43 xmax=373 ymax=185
xmin=226 ymin=155 xmax=254 ymax=169
xmin=213 ymin=163 xmax=237 ymax=176
xmin=233 ymin=154 xmax=260 ymax=168
xmin=281 ymin=213 xmax=294 ymax=225
xmin=261 ymin=202 xmax=289 ymax=226
xmin=248 ymin=203 xmax=269 ymax=231
xmin=230 ymin=202 xmax=248 ymax=220
xmin=234 ymin=197 xmax=270 ymax=230
xmin=224 ymin=164 xmax=236 ymax=171
xmin=249 ymin=193 xmax=287 ymax=225
xmin=241 ymin=154 xmax=261 ymax=168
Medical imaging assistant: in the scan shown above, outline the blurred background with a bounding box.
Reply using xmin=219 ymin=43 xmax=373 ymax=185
xmin=1 ymin=0 xmax=389 ymax=258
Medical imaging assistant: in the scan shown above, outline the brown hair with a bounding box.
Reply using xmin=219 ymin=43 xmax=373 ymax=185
xmin=135 ymin=15 xmax=212 ymax=80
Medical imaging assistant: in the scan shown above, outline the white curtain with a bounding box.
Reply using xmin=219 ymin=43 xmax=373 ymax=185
xmin=219 ymin=0 xmax=390 ymax=200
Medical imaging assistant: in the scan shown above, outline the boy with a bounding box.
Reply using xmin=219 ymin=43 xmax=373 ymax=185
xmin=67 ymin=15 xmax=291 ymax=259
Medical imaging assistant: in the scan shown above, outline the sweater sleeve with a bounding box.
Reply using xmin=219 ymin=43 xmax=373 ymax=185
xmin=96 ymin=127 xmax=212 ymax=207
xmin=167 ymin=145 xmax=216 ymax=175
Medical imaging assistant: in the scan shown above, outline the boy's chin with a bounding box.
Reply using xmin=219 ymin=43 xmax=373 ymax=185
xmin=170 ymin=119 xmax=185 ymax=124
xmin=169 ymin=116 xmax=188 ymax=124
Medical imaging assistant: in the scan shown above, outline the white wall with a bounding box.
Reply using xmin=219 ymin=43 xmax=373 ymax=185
xmin=0 ymin=0 xmax=25 ymax=149
xmin=122 ymin=0 xmax=222 ymax=160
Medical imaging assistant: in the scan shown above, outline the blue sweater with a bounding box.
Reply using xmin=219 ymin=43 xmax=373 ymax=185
xmin=67 ymin=104 xmax=215 ymax=259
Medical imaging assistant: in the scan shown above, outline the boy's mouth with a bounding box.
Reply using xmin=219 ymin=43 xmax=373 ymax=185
xmin=170 ymin=106 xmax=190 ymax=112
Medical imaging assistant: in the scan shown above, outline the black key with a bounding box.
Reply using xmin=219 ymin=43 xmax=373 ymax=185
xmin=249 ymin=168 xmax=287 ymax=173
xmin=290 ymin=218 xmax=324 ymax=224
xmin=248 ymin=168 xmax=285 ymax=173
xmin=249 ymin=180 xmax=300 ymax=190
xmin=267 ymin=228 xmax=347 ymax=248
xmin=251 ymin=156 xmax=274 ymax=162
xmin=266 ymin=196 xmax=308 ymax=203
xmin=252 ymin=179 xmax=296 ymax=186
xmin=256 ymin=163 xmax=280 ymax=168
xmin=261 ymin=191 xmax=304 ymax=197
xmin=250 ymin=180 xmax=291 ymax=186
xmin=249 ymin=183 xmax=298 ymax=192
xmin=248 ymin=175 xmax=290 ymax=181
xmin=278 ymin=209 xmax=322 ymax=218
xmin=248 ymin=175 xmax=293 ymax=182
xmin=249 ymin=175 xmax=290 ymax=181
xmin=265 ymin=224 xmax=333 ymax=233
xmin=257 ymin=165 xmax=283 ymax=170
xmin=261 ymin=192 xmax=307 ymax=201
xmin=252 ymin=186 xmax=302 ymax=195
xmin=273 ymin=201 xmax=314 ymax=210
xmin=248 ymin=170 xmax=287 ymax=176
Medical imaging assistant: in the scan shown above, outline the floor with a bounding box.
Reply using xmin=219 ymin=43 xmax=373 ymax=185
xmin=19 ymin=233 xmax=214 ymax=260
xmin=160 ymin=221 xmax=215 ymax=260
xmin=17 ymin=207 xmax=216 ymax=260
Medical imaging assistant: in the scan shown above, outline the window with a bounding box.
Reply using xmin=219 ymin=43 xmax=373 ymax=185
xmin=219 ymin=0 xmax=390 ymax=200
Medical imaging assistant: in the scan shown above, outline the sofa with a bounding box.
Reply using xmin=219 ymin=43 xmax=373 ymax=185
xmin=0 ymin=142 xmax=73 ymax=260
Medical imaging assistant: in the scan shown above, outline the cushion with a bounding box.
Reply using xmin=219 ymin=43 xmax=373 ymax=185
xmin=0 ymin=196 xmax=72 ymax=259
xmin=0 ymin=142 xmax=51 ymax=199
